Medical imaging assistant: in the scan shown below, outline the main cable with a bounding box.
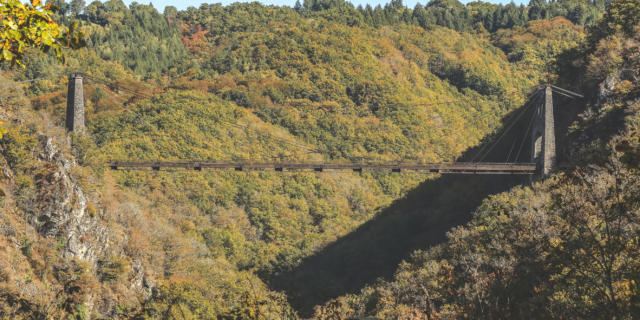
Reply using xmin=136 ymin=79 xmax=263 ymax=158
xmin=472 ymin=89 xmax=542 ymax=162
xmin=84 ymin=75 xmax=154 ymax=99
xmin=513 ymin=90 xmax=544 ymax=162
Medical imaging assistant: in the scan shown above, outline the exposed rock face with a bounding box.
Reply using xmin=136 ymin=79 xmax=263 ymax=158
xmin=33 ymin=136 xmax=109 ymax=264
xmin=598 ymin=68 xmax=640 ymax=104
xmin=598 ymin=73 xmax=619 ymax=103
xmin=131 ymin=259 xmax=154 ymax=299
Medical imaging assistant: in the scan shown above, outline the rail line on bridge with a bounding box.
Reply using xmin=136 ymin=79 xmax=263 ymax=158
xmin=108 ymin=161 xmax=537 ymax=175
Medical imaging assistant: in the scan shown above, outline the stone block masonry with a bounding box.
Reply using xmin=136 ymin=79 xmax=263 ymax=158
xmin=66 ymin=73 xmax=85 ymax=132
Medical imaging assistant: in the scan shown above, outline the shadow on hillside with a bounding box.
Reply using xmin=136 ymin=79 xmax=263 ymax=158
xmin=267 ymin=92 xmax=584 ymax=317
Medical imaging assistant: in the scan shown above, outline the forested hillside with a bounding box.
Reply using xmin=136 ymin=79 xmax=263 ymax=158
xmin=2 ymin=0 xmax=636 ymax=318
xmin=315 ymin=0 xmax=640 ymax=318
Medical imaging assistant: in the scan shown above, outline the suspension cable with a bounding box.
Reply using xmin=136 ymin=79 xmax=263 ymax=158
xmin=513 ymin=91 xmax=544 ymax=162
xmin=471 ymin=90 xmax=541 ymax=162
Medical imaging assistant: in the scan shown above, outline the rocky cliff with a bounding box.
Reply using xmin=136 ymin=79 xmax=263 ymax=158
xmin=0 ymin=81 xmax=153 ymax=318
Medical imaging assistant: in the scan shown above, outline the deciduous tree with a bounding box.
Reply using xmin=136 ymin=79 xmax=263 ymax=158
xmin=0 ymin=0 xmax=84 ymax=66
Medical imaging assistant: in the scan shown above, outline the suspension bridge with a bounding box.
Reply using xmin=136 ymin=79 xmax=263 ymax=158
xmin=59 ymin=73 xmax=583 ymax=177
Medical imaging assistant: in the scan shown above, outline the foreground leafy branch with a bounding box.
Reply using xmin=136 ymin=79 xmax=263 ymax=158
xmin=0 ymin=0 xmax=84 ymax=66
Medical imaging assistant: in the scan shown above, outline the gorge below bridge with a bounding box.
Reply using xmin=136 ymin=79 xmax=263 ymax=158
xmin=63 ymin=73 xmax=584 ymax=316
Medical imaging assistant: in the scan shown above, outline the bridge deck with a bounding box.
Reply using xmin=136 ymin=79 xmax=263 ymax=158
xmin=108 ymin=161 xmax=536 ymax=175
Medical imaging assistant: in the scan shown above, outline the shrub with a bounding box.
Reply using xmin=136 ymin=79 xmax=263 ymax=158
xmin=98 ymin=254 xmax=130 ymax=282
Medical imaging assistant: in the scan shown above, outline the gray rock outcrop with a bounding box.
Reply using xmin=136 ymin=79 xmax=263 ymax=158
xmin=34 ymin=136 xmax=109 ymax=264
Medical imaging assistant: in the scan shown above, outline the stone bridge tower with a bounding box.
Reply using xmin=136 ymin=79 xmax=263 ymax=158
xmin=530 ymin=85 xmax=556 ymax=178
xmin=66 ymin=73 xmax=85 ymax=132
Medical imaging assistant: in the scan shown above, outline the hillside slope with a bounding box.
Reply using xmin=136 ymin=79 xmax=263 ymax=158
xmin=315 ymin=1 xmax=640 ymax=318
xmin=0 ymin=0 xmax=603 ymax=318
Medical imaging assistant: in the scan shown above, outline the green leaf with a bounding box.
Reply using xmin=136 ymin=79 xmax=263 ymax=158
xmin=3 ymin=19 xmax=18 ymax=30
xmin=2 ymin=49 xmax=13 ymax=61
xmin=41 ymin=32 xmax=53 ymax=46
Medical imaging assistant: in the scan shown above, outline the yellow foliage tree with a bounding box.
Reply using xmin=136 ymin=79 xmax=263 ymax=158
xmin=0 ymin=0 xmax=84 ymax=66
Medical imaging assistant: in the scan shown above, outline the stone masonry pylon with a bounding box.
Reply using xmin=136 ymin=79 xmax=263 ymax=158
xmin=66 ymin=73 xmax=85 ymax=132
xmin=530 ymin=85 xmax=556 ymax=178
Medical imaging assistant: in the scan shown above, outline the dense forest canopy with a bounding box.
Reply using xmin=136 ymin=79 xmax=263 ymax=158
xmin=2 ymin=0 xmax=640 ymax=318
